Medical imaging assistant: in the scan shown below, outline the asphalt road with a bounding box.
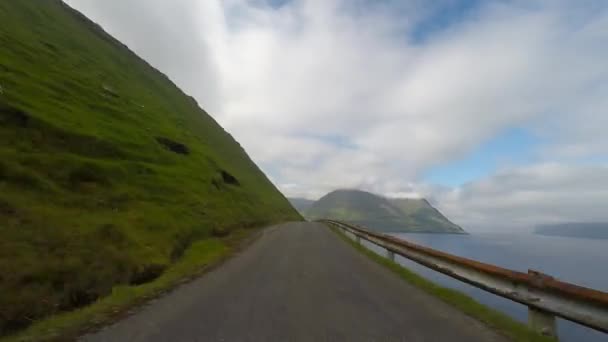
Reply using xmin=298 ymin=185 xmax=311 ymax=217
xmin=81 ymin=222 xmax=508 ymax=342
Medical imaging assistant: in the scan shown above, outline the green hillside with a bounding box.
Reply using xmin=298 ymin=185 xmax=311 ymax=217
xmin=0 ymin=1 xmax=300 ymax=335
xmin=389 ymin=198 xmax=465 ymax=232
xmin=306 ymin=190 xmax=465 ymax=233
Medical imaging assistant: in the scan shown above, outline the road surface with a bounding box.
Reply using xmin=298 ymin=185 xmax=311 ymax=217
xmin=82 ymin=222 xmax=508 ymax=342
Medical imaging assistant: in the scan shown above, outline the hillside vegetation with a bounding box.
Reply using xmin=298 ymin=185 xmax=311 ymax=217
xmin=0 ymin=1 xmax=299 ymax=335
xmin=306 ymin=190 xmax=465 ymax=233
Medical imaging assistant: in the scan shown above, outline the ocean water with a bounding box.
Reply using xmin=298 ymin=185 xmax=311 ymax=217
xmin=358 ymin=232 xmax=608 ymax=342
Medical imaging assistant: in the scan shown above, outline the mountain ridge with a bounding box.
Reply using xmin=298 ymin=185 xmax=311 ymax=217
xmin=288 ymin=197 xmax=315 ymax=214
xmin=302 ymin=189 xmax=465 ymax=234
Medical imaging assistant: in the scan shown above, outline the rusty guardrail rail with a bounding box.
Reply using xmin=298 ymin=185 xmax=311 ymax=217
xmin=323 ymin=219 xmax=608 ymax=339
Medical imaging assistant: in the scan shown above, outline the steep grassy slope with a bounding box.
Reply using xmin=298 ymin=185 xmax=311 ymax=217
xmin=390 ymin=198 xmax=464 ymax=233
xmin=307 ymin=190 xmax=465 ymax=233
xmin=0 ymin=1 xmax=299 ymax=335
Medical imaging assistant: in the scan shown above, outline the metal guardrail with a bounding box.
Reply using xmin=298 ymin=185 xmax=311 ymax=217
xmin=323 ymin=219 xmax=608 ymax=339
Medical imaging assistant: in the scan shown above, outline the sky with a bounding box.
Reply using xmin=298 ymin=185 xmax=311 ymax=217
xmin=65 ymin=0 xmax=608 ymax=232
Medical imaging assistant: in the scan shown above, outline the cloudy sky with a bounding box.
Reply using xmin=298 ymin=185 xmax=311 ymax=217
xmin=66 ymin=0 xmax=608 ymax=232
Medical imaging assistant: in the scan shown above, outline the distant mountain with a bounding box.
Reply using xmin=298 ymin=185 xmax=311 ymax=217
xmin=306 ymin=189 xmax=465 ymax=233
xmin=288 ymin=197 xmax=315 ymax=215
xmin=535 ymin=223 xmax=608 ymax=239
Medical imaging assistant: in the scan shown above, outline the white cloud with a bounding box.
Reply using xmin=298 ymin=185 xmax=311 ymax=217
xmin=422 ymin=163 xmax=608 ymax=232
xmin=66 ymin=0 xmax=608 ymax=229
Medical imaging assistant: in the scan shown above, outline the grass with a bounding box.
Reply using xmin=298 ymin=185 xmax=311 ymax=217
xmin=330 ymin=226 xmax=556 ymax=342
xmin=0 ymin=1 xmax=300 ymax=336
xmin=0 ymin=229 xmax=256 ymax=342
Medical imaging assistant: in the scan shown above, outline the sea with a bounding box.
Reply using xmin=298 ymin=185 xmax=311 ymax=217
xmin=359 ymin=232 xmax=608 ymax=342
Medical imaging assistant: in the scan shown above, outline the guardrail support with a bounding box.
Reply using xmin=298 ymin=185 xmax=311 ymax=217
xmin=355 ymin=235 xmax=361 ymax=245
xmin=387 ymin=250 xmax=395 ymax=262
xmin=527 ymin=270 xmax=557 ymax=338
xmin=528 ymin=307 xmax=557 ymax=338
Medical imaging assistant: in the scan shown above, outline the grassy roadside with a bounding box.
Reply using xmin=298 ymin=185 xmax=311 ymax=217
xmin=0 ymin=228 xmax=261 ymax=342
xmin=329 ymin=226 xmax=555 ymax=342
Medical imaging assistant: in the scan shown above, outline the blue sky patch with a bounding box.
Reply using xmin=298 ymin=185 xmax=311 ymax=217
xmin=301 ymin=132 xmax=358 ymax=150
xmin=423 ymin=127 xmax=540 ymax=187
xmin=410 ymin=0 xmax=481 ymax=43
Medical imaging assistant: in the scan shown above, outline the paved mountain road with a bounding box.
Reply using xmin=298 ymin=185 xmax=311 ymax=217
xmin=81 ymin=222 xmax=508 ymax=342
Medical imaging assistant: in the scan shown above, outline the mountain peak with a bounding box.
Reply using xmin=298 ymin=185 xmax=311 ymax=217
xmin=304 ymin=189 xmax=465 ymax=233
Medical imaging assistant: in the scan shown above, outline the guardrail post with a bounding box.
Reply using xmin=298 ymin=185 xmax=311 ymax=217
xmin=527 ymin=270 xmax=557 ymax=338
xmin=387 ymin=250 xmax=395 ymax=261
xmin=355 ymin=235 xmax=361 ymax=245
xmin=528 ymin=307 xmax=557 ymax=338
